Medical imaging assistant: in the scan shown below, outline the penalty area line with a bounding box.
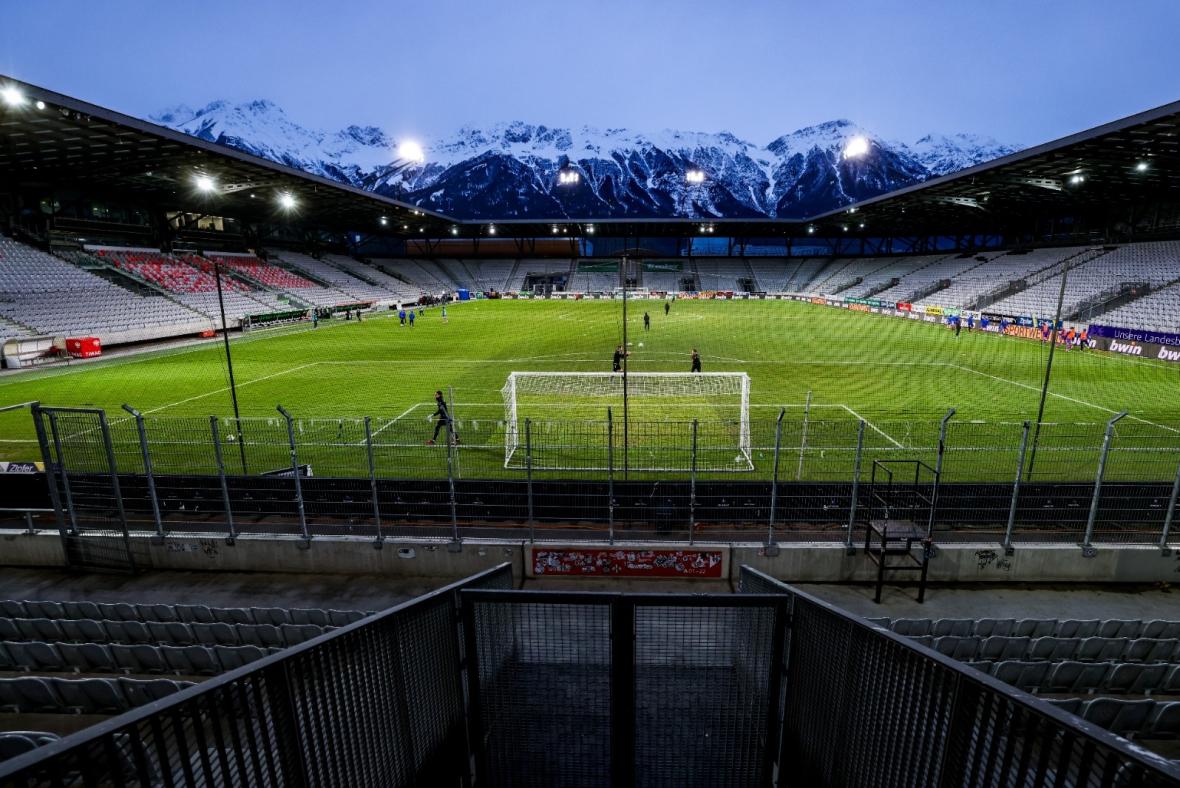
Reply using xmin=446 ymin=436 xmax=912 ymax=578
xmin=839 ymin=404 xmax=903 ymax=448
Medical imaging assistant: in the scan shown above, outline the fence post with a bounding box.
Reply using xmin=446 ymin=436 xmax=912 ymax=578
xmin=364 ymin=416 xmax=382 ymax=549
xmin=97 ymin=410 xmax=135 ymax=572
xmin=29 ymin=404 xmax=68 ymax=539
xmin=445 ymin=407 xmax=461 ymax=551
xmin=767 ymin=408 xmax=785 ymax=553
xmin=123 ymin=404 xmax=164 ymax=543
xmin=689 ymin=419 xmax=698 ymax=545
xmin=1083 ymin=410 xmax=1127 ymax=554
xmin=845 ymin=420 xmax=866 ymax=554
xmin=1160 ymin=458 xmax=1180 ymax=555
xmin=276 ymin=405 xmax=311 ymax=548
xmin=926 ymin=408 xmax=955 ymax=538
xmin=47 ymin=412 xmax=79 ymax=535
xmin=210 ymin=417 xmax=237 ymax=545
xmin=607 ymin=408 xmax=615 ymax=545
xmin=1002 ymin=421 xmax=1031 ymax=555
xmin=796 ymin=390 xmax=811 ymax=480
xmin=526 ymin=418 xmax=535 ymax=544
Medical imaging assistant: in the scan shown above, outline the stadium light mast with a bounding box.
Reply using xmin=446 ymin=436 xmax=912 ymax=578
xmin=213 ymin=259 xmax=248 ymax=473
xmin=1026 ymin=254 xmax=1073 ymax=480
xmin=621 ymin=254 xmax=630 ymax=479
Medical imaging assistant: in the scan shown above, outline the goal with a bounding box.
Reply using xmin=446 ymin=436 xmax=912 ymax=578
xmin=500 ymin=371 xmax=752 ymax=471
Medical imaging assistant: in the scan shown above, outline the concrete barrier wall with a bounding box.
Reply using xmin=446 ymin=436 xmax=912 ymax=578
xmin=2 ymin=530 xmax=1176 ymax=584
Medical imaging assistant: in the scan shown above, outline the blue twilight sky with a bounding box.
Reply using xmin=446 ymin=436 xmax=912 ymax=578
xmin=2 ymin=0 xmax=1178 ymax=148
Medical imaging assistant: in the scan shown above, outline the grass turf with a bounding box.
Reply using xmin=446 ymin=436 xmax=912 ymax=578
xmin=0 ymin=298 xmax=1177 ymax=482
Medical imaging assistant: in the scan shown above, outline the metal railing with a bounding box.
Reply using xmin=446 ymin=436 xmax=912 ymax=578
xmin=19 ymin=403 xmax=1180 ymax=548
xmin=738 ymin=566 xmax=1180 ymax=787
xmin=0 ymin=563 xmax=514 ymax=786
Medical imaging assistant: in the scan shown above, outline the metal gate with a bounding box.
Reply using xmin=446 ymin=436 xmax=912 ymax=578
xmin=32 ymin=405 xmax=137 ymax=572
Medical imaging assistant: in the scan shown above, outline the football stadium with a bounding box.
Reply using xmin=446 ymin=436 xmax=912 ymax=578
xmin=2 ymin=3 xmax=1180 ymax=784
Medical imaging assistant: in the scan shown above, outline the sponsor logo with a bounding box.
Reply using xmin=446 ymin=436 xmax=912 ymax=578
xmin=1158 ymin=346 xmax=1180 ymax=362
xmin=1109 ymin=339 xmax=1142 ymax=356
xmin=0 ymin=462 xmax=41 ymax=474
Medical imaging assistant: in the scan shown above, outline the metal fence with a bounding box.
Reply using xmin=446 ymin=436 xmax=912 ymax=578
xmin=0 ymin=562 xmax=514 ymax=787
xmin=25 ymin=403 xmax=1180 ymax=548
xmin=738 ymin=566 xmax=1180 ymax=788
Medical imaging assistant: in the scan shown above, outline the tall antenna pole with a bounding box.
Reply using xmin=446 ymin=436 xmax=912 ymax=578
xmin=215 ymin=259 xmax=248 ymax=473
xmin=621 ymin=255 xmax=629 ymax=480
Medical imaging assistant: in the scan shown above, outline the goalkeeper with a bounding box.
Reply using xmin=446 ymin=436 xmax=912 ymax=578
xmin=612 ymin=344 xmax=629 ymax=372
xmin=427 ymin=390 xmax=460 ymax=445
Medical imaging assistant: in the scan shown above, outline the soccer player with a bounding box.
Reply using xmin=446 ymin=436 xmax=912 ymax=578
xmin=612 ymin=344 xmax=628 ymax=372
xmin=399 ymin=308 xmax=406 ymax=326
xmin=980 ymin=314 xmax=989 ymax=332
xmin=1079 ymin=327 xmax=1088 ymax=350
xmin=954 ymin=316 xmax=962 ymax=337
xmin=311 ymin=311 xmax=319 ymax=329
xmin=427 ymin=390 xmax=460 ymax=445
xmin=967 ymin=313 xmax=975 ymax=332
xmin=1040 ymin=322 xmax=1050 ymax=345
xmin=442 ymin=305 xmax=448 ymax=323
xmin=408 ymin=310 xmax=416 ymax=328
xmin=664 ymin=301 xmax=670 ymax=316
xmin=690 ymin=348 xmax=701 ymax=373
xmin=644 ymin=311 xmax=651 ymax=331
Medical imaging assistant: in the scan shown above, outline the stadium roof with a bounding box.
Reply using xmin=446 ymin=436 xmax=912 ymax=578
xmin=1 ymin=74 xmax=1178 ymax=240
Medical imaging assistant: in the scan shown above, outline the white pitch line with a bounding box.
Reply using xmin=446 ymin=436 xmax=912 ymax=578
xmin=839 ymin=404 xmax=904 ymax=448
xmin=360 ymin=403 xmax=423 ymax=444
xmin=143 ymin=363 xmax=320 ymax=415
xmin=947 ymin=363 xmax=1180 ymax=434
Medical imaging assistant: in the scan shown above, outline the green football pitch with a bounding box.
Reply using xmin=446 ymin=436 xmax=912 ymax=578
xmin=0 ymin=298 xmax=1177 ymax=482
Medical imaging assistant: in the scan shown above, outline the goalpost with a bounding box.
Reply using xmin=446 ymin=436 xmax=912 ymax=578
xmin=500 ymin=371 xmax=752 ymax=471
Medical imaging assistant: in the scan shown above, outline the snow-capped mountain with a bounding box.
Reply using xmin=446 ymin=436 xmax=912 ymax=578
xmin=151 ymin=101 xmax=1020 ymax=220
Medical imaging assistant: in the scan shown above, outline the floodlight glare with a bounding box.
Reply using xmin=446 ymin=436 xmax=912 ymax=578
xmin=450 ymin=226 xmax=459 ymax=235
xmin=807 ymin=226 xmax=815 ymax=234
xmin=1069 ymin=174 xmax=1085 ymax=185
xmin=552 ymin=225 xmax=559 ymax=234
xmin=586 ymin=225 xmax=595 ymax=234
xmin=488 ymin=225 xmax=496 ymax=235
xmin=278 ymin=192 xmax=297 ymax=209
xmin=1 ymin=86 xmax=26 ymax=107
xmin=35 ymin=100 xmax=45 ymax=110
xmin=397 ymin=140 xmax=425 ymax=163
xmin=842 ymin=136 xmax=870 ymax=159
xmin=685 ymin=169 xmax=706 ymax=184
xmin=1136 ymin=161 xmax=1149 ymax=172
xmin=858 ymin=222 xmax=865 ymax=229
xmin=194 ymin=175 xmax=216 ymax=193
xmin=558 ymin=170 xmax=580 ymax=185
xmin=380 ymin=217 xmax=389 ymax=226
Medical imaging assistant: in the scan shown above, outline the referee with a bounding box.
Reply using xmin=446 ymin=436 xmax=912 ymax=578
xmin=690 ymin=348 xmax=701 ymax=373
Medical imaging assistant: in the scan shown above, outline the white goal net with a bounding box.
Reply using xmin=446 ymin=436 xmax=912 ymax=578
xmin=500 ymin=371 xmax=751 ymax=471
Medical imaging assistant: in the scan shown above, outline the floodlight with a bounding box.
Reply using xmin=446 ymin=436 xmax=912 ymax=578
xmin=397 ymin=140 xmax=425 ymax=163
xmin=558 ymin=170 xmax=580 ymax=185
xmin=278 ymin=192 xmax=296 ymax=209
xmin=1069 ymin=174 xmax=1085 ymax=185
xmin=488 ymin=225 xmax=496 ymax=235
xmin=380 ymin=217 xmax=388 ymax=226
xmin=35 ymin=100 xmax=45 ymax=110
xmin=858 ymin=222 xmax=865 ymax=229
xmin=1 ymin=86 xmax=26 ymax=107
xmin=1136 ymin=161 xmax=1149 ymax=172
xmin=552 ymin=225 xmax=559 ymax=234
xmin=586 ymin=225 xmax=595 ymax=234
xmin=842 ymin=225 xmax=848 ymax=232
xmin=194 ymin=174 xmax=216 ymax=193
xmin=842 ymin=136 xmax=870 ymax=159
xmin=450 ymin=226 xmax=459 ymax=236
xmin=807 ymin=226 xmax=815 ymax=234
xmin=685 ymin=169 xmax=706 ymax=184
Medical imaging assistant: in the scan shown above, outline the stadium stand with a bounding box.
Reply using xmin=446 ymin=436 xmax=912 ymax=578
xmin=693 ymin=258 xmax=748 ymax=291
xmin=0 ymin=238 xmax=210 ymax=344
xmin=1098 ymin=279 xmax=1180 ymax=332
xmin=879 ymin=616 xmax=1180 ymax=742
xmin=266 ymin=249 xmax=396 ymax=302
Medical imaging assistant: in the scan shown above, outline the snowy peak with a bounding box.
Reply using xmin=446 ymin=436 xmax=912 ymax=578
xmin=150 ymin=99 xmax=1020 ymax=219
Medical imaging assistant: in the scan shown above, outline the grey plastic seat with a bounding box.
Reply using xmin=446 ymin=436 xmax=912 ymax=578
xmin=0 ymin=733 xmax=39 ymax=760
xmin=1098 ymin=619 xmax=1142 ymax=639
xmin=992 ymin=661 xmax=1025 ymax=686
xmin=935 ymin=636 xmax=980 ymax=661
xmin=216 ymin=645 xmax=266 ymax=671
xmin=175 ymin=605 xmax=216 ymax=624
xmin=120 ymin=620 xmax=152 ymax=644
xmin=105 ymin=603 xmax=140 ymax=622
xmin=58 ymin=642 xmax=117 ymax=673
xmin=71 ymin=678 xmax=129 ymax=714
xmin=0 ymin=620 xmax=19 ymax=641
xmin=62 ymin=601 xmax=103 ymax=620
xmin=1030 ymin=637 xmax=1080 ymax=661
xmin=148 ymin=622 xmax=195 ymax=646
xmin=213 ymin=608 xmax=252 ymax=626
xmin=251 ymin=607 xmax=292 ymax=626
xmin=1074 ymin=662 xmax=1113 ymax=693
xmin=1012 ymin=619 xmax=1055 ymax=637
xmin=1143 ymin=639 xmax=1177 ymax=664
xmin=329 ymin=610 xmax=365 ymax=626
xmin=23 ymin=642 xmax=66 ymax=672
xmin=6 ymin=677 xmax=64 ymax=713
xmin=1164 ymin=666 xmax=1180 ymax=694
xmin=994 ymin=637 xmax=1029 ymax=661
xmin=291 ymin=608 xmax=330 ymax=627
xmin=25 ymin=601 xmax=65 ymax=620
xmin=138 ymin=604 xmax=178 ymax=623
xmin=1106 ymin=663 xmax=1145 ymax=694
xmin=1141 ymin=620 xmax=1180 ymax=639
xmin=179 ymin=646 xmax=220 ymax=676
xmin=194 ymin=623 xmax=238 ymax=647
xmin=281 ymin=624 xmax=322 ymax=646
xmin=864 ymin=617 xmax=890 ymax=629
xmin=1147 ymin=702 xmax=1180 ymax=739
xmin=975 ymin=618 xmax=1016 ymax=638
xmin=1109 ymin=699 xmax=1155 ymax=737
xmin=236 ymin=626 xmax=264 ymax=648
xmin=3 ymin=642 xmax=32 ymax=673
xmin=1130 ymin=664 xmax=1169 ymax=695
xmin=1060 ymin=619 xmax=1100 ymax=638
xmin=932 ymin=619 xmax=974 ymax=638
xmin=24 ymin=618 xmax=63 ymax=641
xmin=1081 ymin=698 xmax=1124 ymax=730
xmin=1078 ymin=638 xmax=1125 ymax=662
xmin=890 ymin=619 xmax=930 ymax=636
xmin=0 ymin=601 xmax=26 ymax=618
xmin=1017 ymin=662 xmax=1051 ymax=693
xmin=118 ymin=678 xmax=190 ymax=707
xmin=0 ymin=642 xmax=16 ymax=671
xmin=1046 ymin=698 xmax=1082 ymax=715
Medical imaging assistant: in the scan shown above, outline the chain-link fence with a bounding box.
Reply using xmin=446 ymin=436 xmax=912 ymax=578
xmin=25 ymin=403 xmax=1180 ymax=547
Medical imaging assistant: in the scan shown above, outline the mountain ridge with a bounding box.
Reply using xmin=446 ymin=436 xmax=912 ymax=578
xmin=151 ymin=101 xmax=1021 ymax=220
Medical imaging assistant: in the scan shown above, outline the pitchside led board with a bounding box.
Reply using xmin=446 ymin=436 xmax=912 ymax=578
xmin=1087 ymin=324 xmax=1180 ymax=362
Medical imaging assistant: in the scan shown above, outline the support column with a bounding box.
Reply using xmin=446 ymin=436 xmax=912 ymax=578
xmin=276 ymin=405 xmax=310 ymax=547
